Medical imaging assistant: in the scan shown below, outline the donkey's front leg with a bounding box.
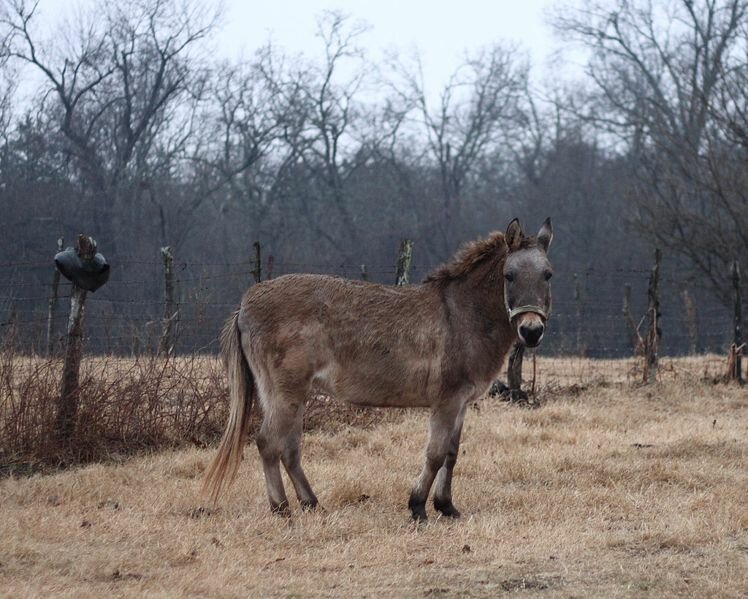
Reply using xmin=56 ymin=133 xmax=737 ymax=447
xmin=433 ymin=402 xmax=467 ymax=518
xmin=408 ymin=401 xmax=466 ymax=522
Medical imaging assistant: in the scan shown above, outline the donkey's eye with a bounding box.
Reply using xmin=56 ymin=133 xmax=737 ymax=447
xmin=544 ymin=271 xmax=553 ymax=281
xmin=504 ymin=272 xmax=515 ymax=283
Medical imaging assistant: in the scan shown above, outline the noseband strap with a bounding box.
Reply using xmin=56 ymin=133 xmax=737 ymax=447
xmin=507 ymin=305 xmax=548 ymax=321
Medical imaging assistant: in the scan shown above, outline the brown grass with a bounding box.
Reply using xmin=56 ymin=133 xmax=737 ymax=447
xmin=1 ymin=356 xmax=746 ymax=597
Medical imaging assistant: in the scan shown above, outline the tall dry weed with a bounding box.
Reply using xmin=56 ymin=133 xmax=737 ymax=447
xmin=0 ymin=346 xmax=228 ymax=472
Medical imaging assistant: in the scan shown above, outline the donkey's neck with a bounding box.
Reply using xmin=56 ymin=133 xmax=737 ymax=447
xmin=432 ymin=258 xmax=516 ymax=383
xmin=452 ymin=264 xmax=511 ymax=332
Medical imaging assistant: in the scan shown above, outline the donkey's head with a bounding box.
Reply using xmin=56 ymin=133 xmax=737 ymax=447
xmin=502 ymin=218 xmax=553 ymax=348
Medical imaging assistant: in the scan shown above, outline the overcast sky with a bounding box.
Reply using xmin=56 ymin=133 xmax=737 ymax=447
xmin=32 ymin=0 xmax=566 ymax=90
xmin=220 ymin=0 xmax=559 ymax=85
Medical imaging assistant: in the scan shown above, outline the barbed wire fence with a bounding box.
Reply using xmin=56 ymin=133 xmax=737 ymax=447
xmin=0 ymin=240 xmax=744 ymax=385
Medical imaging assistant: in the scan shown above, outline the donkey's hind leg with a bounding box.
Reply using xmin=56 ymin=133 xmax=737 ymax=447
xmin=257 ymin=388 xmax=319 ymax=515
xmin=256 ymin=417 xmax=291 ymax=516
xmin=280 ymin=407 xmax=319 ymax=511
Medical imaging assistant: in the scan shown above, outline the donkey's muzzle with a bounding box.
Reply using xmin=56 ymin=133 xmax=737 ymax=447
xmin=518 ymin=322 xmax=545 ymax=348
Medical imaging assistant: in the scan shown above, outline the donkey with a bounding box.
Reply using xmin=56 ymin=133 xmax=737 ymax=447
xmin=203 ymin=218 xmax=553 ymax=521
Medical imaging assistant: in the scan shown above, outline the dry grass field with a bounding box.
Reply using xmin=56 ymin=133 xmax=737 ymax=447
xmin=1 ymin=356 xmax=747 ymax=597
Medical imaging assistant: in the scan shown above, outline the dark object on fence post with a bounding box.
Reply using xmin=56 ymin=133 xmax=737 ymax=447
xmin=266 ymin=255 xmax=274 ymax=280
xmin=360 ymin=264 xmax=368 ymax=281
xmin=681 ymin=289 xmax=697 ymax=356
xmin=46 ymin=236 xmax=64 ymax=355
xmin=395 ymin=239 xmax=413 ymax=286
xmin=253 ymin=241 xmax=262 ymax=284
xmin=644 ymin=248 xmax=661 ymax=384
xmin=159 ymin=246 xmax=177 ymax=356
xmin=54 ymin=239 xmax=110 ymax=292
xmin=574 ymin=273 xmax=583 ymax=356
xmin=54 ymin=235 xmax=109 ymax=445
xmin=729 ymin=261 xmax=743 ymax=384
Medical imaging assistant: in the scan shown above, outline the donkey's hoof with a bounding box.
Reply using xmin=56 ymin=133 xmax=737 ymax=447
xmin=411 ymin=509 xmax=428 ymax=523
xmin=300 ymin=499 xmax=320 ymax=512
xmin=434 ymin=498 xmax=461 ymax=519
xmin=270 ymin=501 xmax=291 ymax=518
xmin=409 ymin=502 xmax=428 ymax=522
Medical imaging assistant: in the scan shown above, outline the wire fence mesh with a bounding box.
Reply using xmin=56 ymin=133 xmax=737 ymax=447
xmin=0 ymin=250 xmax=743 ymax=362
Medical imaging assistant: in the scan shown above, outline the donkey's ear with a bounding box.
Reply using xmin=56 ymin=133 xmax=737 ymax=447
xmin=506 ymin=218 xmax=522 ymax=251
xmin=537 ymin=217 xmax=553 ymax=253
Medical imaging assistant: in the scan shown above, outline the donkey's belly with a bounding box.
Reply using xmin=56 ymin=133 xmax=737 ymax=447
xmin=322 ymin=355 xmax=440 ymax=408
xmin=343 ymin=387 xmax=433 ymax=408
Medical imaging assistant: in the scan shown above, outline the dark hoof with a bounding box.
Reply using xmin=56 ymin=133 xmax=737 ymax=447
xmin=434 ymin=498 xmax=461 ymax=519
xmin=411 ymin=507 xmax=428 ymax=522
xmin=408 ymin=496 xmax=428 ymax=522
xmin=270 ymin=501 xmax=291 ymax=517
xmin=300 ymin=499 xmax=320 ymax=512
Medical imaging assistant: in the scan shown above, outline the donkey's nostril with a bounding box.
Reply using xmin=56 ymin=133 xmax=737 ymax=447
xmin=519 ymin=324 xmax=544 ymax=346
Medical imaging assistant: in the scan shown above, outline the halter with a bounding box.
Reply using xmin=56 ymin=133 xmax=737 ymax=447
xmin=504 ymin=284 xmax=548 ymax=322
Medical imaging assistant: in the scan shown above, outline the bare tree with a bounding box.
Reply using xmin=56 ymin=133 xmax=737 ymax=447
xmin=186 ymin=48 xmax=299 ymax=254
xmin=275 ymin=11 xmax=375 ymax=262
xmin=554 ymin=0 xmax=748 ymax=303
xmin=2 ymin=0 xmax=218 ymax=252
xmin=393 ymin=44 xmax=527 ymax=255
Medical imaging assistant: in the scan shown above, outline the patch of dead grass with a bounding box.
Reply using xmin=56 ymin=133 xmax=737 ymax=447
xmin=1 ymin=357 xmax=747 ymax=596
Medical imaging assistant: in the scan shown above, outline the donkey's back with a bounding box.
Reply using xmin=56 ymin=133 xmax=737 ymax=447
xmin=238 ymin=274 xmax=447 ymax=408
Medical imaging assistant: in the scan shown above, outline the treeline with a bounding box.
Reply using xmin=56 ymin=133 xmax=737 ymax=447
xmin=0 ymin=0 xmax=745 ymax=356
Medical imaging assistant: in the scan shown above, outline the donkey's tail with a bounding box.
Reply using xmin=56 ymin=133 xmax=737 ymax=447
xmin=202 ymin=310 xmax=255 ymax=503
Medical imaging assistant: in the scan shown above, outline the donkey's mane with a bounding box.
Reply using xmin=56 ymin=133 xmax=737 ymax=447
xmin=424 ymin=231 xmax=537 ymax=284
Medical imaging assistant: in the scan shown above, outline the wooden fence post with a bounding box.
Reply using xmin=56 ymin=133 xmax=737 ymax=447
xmin=158 ymin=246 xmax=177 ymax=356
xmin=266 ymin=255 xmax=274 ymax=280
xmin=644 ymin=248 xmax=661 ymax=384
xmin=623 ymin=283 xmax=637 ymax=353
xmin=730 ymin=260 xmax=743 ymax=384
xmin=3 ymin=303 xmax=17 ymax=346
xmin=253 ymin=241 xmax=262 ymax=284
xmin=395 ymin=239 xmax=413 ymax=286
xmin=681 ymin=289 xmax=697 ymax=356
xmin=55 ymin=235 xmax=97 ymax=445
xmin=46 ymin=236 xmax=64 ymax=355
xmin=360 ymin=264 xmax=368 ymax=281
xmin=574 ymin=273 xmax=583 ymax=356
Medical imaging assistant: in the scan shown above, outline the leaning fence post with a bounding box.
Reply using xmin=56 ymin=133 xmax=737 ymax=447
xmin=730 ymin=260 xmax=743 ymax=384
xmin=644 ymin=248 xmax=661 ymax=384
xmin=54 ymin=235 xmax=109 ymax=445
xmin=395 ymin=239 xmax=413 ymax=286
xmin=252 ymin=241 xmax=262 ymax=284
xmin=46 ymin=236 xmax=64 ymax=355
xmin=159 ymin=246 xmax=177 ymax=356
